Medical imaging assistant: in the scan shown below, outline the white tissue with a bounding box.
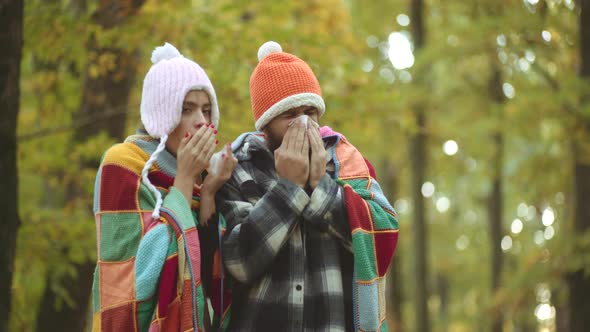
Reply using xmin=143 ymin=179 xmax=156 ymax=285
xmin=207 ymin=150 xmax=224 ymax=176
xmin=298 ymin=114 xmax=309 ymax=127
xmin=288 ymin=114 xmax=320 ymax=130
xmin=289 ymin=114 xmax=309 ymax=128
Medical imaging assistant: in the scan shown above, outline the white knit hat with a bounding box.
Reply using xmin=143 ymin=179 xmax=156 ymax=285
xmin=141 ymin=42 xmax=219 ymax=135
xmin=140 ymin=42 xmax=219 ymax=219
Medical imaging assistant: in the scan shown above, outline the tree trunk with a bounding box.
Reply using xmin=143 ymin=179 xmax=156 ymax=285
xmin=73 ymin=42 xmax=138 ymax=142
xmin=568 ymin=1 xmax=590 ymax=331
xmin=410 ymin=110 xmax=429 ymax=332
xmin=0 ymin=1 xmax=23 ymax=332
xmin=488 ymin=65 xmax=505 ymax=332
xmin=36 ymin=262 xmax=96 ymax=332
xmin=410 ymin=0 xmax=425 ymax=49
xmin=554 ymin=293 xmax=569 ymax=332
xmin=35 ymin=1 xmax=145 ymax=331
xmin=381 ymin=160 xmax=402 ymax=331
xmin=437 ymin=274 xmax=449 ymax=332
xmin=409 ymin=1 xmax=429 ymax=331
xmin=388 ymin=252 xmax=402 ymax=331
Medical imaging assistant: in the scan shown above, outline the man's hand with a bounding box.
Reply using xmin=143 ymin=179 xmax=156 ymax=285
xmin=307 ymin=122 xmax=326 ymax=189
xmin=274 ymin=120 xmax=309 ymax=188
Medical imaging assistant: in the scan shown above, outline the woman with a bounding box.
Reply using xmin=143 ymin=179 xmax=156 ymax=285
xmin=91 ymin=43 xmax=236 ymax=331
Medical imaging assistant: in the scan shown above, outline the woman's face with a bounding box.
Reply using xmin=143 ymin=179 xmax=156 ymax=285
xmin=166 ymin=90 xmax=212 ymax=156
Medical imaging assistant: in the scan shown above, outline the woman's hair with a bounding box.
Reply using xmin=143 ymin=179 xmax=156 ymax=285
xmin=136 ymin=123 xmax=148 ymax=135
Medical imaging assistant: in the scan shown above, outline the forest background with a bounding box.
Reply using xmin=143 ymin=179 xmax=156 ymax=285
xmin=1 ymin=0 xmax=590 ymax=331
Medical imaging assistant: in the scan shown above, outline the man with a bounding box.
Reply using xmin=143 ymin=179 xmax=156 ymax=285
xmin=217 ymin=41 xmax=399 ymax=331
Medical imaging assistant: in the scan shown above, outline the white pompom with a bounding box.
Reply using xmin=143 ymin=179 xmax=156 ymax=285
xmin=257 ymin=41 xmax=282 ymax=62
xmin=151 ymin=42 xmax=182 ymax=64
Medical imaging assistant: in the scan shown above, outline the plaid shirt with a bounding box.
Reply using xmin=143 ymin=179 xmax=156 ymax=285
xmin=218 ymin=133 xmax=361 ymax=332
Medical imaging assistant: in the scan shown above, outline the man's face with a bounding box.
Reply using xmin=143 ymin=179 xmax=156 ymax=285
xmin=263 ymin=106 xmax=320 ymax=152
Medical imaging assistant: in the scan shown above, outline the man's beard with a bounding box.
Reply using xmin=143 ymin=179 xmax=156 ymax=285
xmin=265 ymin=130 xmax=282 ymax=153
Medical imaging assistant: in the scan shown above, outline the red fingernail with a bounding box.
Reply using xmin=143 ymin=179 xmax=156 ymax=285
xmin=215 ymin=140 xmax=219 ymax=144
xmin=213 ymin=130 xmax=218 ymax=134
xmin=185 ymin=132 xmax=190 ymax=138
xmin=196 ymin=124 xmax=203 ymax=129
xmin=222 ymin=153 xmax=226 ymax=158
xmin=210 ymin=124 xmax=215 ymax=128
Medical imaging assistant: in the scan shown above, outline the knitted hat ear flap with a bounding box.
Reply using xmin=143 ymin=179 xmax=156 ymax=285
xmin=141 ymin=135 xmax=168 ymax=219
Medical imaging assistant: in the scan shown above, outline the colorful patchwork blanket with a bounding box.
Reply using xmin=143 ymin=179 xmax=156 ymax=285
xmin=321 ymin=127 xmax=400 ymax=332
xmin=91 ymin=134 xmax=228 ymax=331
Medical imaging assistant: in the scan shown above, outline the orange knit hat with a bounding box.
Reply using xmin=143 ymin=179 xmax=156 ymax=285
xmin=250 ymin=41 xmax=326 ymax=131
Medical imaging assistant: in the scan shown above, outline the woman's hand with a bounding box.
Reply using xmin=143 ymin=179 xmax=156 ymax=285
xmin=202 ymin=143 xmax=238 ymax=196
xmin=199 ymin=143 xmax=237 ymax=226
xmin=174 ymin=124 xmax=217 ymax=204
xmin=176 ymin=124 xmax=218 ymax=181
